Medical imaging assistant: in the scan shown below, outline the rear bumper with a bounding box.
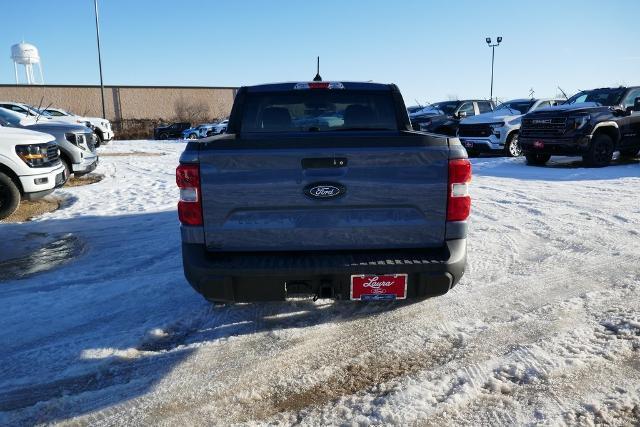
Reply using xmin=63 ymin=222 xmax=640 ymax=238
xmin=520 ymin=135 xmax=591 ymax=155
xmin=181 ymin=239 xmax=467 ymax=302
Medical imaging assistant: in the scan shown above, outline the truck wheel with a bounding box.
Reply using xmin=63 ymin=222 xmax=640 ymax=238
xmin=525 ymin=152 xmax=551 ymax=166
xmin=62 ymin=158 xmax=72 ymax=180
xmin=94 ymin=131 xmax=103 ymax=147
xmin=619 ymin=148 xmax=640 ymax=158
xmin=159 ymin=132 xmax=169 ymax=140
xmin=0 ymin=172 xmax=21 ymax=220
xmin=188 ymin=133 xmax=198 ymax=139
xmin=583 ymin=134 xmax=614 ymax=167
xmin=504 ymin=132 xmax=522 ymax=157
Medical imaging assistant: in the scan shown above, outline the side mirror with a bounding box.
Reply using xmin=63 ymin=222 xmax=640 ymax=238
xmin=612 ymin=105 xmax=627 ymax=116
xmin=457 ymin=111 xmax=467 ymax=119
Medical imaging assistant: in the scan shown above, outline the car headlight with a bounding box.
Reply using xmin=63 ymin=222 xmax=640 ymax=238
xmin=489 ymin=122 xmax=504 ymax=136
xmin=65 ymin=133 xmax=90 ymax=150
xmin=16 ymin=144 xmax=48 ymax=167
xmin=570 ymin=115 xmax=590 ymax=130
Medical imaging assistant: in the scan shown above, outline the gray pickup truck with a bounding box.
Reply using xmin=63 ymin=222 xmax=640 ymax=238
xmin=177 ymin=81 xmax=471 ymax=303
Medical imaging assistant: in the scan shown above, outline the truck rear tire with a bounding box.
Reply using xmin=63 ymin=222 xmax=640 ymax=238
xmin=525 ymin=152 xmax=551 ymax=166
xmin=0 ymin=172 xmax=21 ymax=220
xmin=583 ymin=134 xmax=614 ymax=167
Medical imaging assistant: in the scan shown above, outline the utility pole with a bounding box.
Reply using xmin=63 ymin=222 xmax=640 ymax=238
xmin=94 ymin=0 xmax=106 ymax=119
xmin=485 ymin=37 xmax=502 ymax=102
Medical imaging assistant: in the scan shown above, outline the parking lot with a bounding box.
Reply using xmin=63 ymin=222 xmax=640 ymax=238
xmin=1 ymin=140 xmax=638 ymax=425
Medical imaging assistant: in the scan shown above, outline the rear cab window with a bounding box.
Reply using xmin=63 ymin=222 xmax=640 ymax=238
xmin=239 ymin=84 xmax=400 ymax=133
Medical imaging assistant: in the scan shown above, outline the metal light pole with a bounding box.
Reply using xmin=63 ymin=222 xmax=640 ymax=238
xmin=94 ymin=0 xmax=106 ymax=119
xmin=485 ymin=36 xmax=502 ymax=102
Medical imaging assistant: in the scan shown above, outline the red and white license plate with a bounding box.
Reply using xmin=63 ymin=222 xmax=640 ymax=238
xmin=350 ymin=274 xmax=408 ymax=301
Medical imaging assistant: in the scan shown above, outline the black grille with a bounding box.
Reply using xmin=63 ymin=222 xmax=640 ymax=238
xmin=521 ymin=117 xmax=567 ymax=137
xmin=46 ymin=143 xmax=59 ymax=162
xmin=458 ymin=124 xmax=492 ymax=137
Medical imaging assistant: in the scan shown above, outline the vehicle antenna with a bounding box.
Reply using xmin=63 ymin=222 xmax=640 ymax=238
xmin=313 ymin=56 xmax=322 ymax=82
xmin=35 ymin=96 xmax=45 ymax=123
xmin=529 ymin=88 xmax=535 ymax=99
xmin=557 ymin=86 xmax=569 ymax=100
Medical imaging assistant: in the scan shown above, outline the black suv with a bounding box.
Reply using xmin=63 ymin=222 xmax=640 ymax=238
xmin=520 ymin=87 xmax=640 ymax=167
xmin=409 ymin=100 xmax=495 ymax=136
xmin=154 ymin=122 xmax=191 ymax=140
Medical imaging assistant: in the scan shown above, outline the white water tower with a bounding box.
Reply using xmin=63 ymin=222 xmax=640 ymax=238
xmin=11 ymin=42 xmax=44 ymax=85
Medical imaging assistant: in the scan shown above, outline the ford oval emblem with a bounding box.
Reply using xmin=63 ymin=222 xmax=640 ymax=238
xmin=304 ymin=183 xmax=345 ymax=200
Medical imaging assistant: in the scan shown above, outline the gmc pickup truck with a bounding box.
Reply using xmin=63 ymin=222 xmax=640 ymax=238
xmin=177 ymin=81 xmax=471 ymax=303
xmin=520 ymin=86 xmax=640 ymax=167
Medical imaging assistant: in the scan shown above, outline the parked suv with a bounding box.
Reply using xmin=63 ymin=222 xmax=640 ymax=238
xmin=520 ymin=87 xmax=640 ymax=166
xmin=178 ymin=81 xmax=471 ymax=303
xmin=0 ymin=108 xmax=98 ymax=177
xmin=0 ymin=126 xmax=66 ymax=219
xmin=410 ymin=100 xmax=495 ymax=136
xmin=205 ymin=120 xmax=228 ymax=136
xmin=182 ymin=124 xmax=218 ymax=140
xmin=458 ymin=98 xmax=564 ymax=157
xmin=154 ymin=122 xmax=191 ymax=140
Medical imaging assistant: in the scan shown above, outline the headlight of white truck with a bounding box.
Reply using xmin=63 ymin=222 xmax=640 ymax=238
xmin=15 ymin=144 xmax=49 ymax=167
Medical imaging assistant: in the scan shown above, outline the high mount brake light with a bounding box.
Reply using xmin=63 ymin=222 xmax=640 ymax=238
xmin=293 ymin=82 xmax=345 ymax=90
xmin=447 ymin=159 xmax=472 ymax=222
xmin=176 ymin=164 xmax=203 ymax=226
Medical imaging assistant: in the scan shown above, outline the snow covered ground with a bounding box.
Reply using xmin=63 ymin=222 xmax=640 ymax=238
xmin=0 ymin=140 xmax=639 ymax=426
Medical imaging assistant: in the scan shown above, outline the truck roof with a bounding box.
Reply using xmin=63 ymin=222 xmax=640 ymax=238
xmin=244 ymin=81 xmax=395 ymax=92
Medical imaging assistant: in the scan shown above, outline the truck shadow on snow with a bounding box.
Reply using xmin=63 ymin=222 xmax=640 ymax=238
xmin=472 ymin=156 xmax=640 ymax=181
xmin=0 ymin=210 xmax=413 ymax=423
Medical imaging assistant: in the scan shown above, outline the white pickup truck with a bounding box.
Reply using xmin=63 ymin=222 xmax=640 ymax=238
xmin=42 ymin=107 xmax=114 ymax=145
xmin=0 ymin=127 xmax=66 ymax=220
xmin=0 ymin=102 xmax=114 ymax=146
xmin=458 ymin=98 xmax=564 ymax=157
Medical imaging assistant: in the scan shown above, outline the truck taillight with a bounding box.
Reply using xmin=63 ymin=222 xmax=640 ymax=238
xmin=447 ymin=159 xmax=472 ymax=222
xmin=176 ymin=164 xmax=202 ymax=226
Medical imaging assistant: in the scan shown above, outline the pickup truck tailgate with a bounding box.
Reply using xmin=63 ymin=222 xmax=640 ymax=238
xmin=198 ymin=132 xmax=449 ymax=252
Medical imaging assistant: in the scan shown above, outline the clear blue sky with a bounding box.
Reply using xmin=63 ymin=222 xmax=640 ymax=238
xmin=3 ymin=0 xmax=639 ymax=104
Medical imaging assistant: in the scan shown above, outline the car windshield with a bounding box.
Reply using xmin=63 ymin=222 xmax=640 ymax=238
xmin=496 ymin=100 xmax=536 ymax=114
xmin=565 ymin=88 xmax=626 ymax=106
xmin=48 ymin=109 xmax=70 ymax=116
xmin=240 ymin=90 xmax=398 ymax=133
xmin=422 ymin=101 xmax=459 ymax=115
xmin=0 ymin=108 xmax=24 ymax=125
xmin=24 ymin=105 xmax=52 ymax=116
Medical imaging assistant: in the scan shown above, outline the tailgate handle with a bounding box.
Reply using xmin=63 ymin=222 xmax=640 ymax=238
xmin=301 ymin=157 xmax=348 ymax=169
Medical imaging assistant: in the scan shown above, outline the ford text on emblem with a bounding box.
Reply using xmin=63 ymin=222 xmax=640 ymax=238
xmin=304 ymin=183 xmax=345 ymax=199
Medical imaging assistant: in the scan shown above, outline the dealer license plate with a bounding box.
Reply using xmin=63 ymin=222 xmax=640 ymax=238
xmin=350 ymin=274 xmax=408 ymax=301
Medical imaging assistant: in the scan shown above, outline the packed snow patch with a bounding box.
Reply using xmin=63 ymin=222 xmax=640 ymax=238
xmin=0 ymin=143 xmax=639 ymax=425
